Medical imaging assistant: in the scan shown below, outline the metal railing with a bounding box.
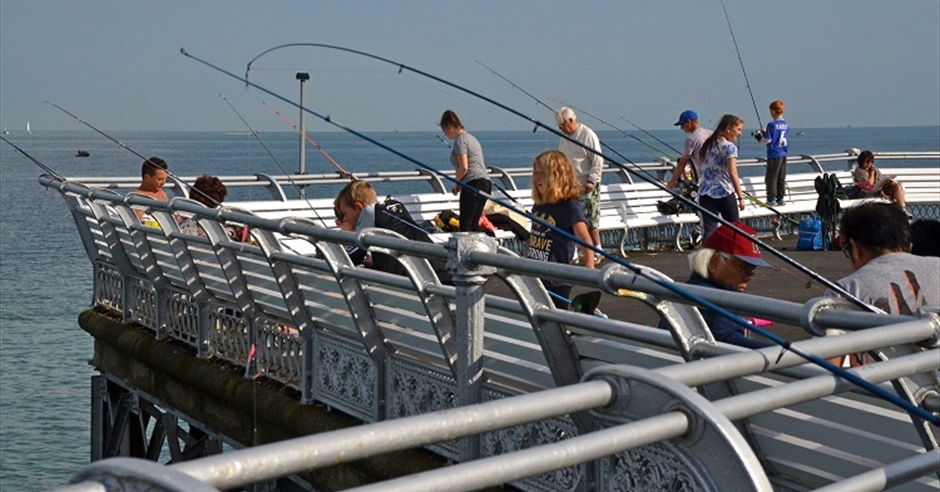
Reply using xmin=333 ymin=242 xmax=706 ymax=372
xmin=40 ymin=152 xmax=940 ymax=491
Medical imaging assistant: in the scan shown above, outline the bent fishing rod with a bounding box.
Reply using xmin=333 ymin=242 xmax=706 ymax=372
xmin=44 ymin=101 xmax=222 ymax=208
xmin=219 ymin=94 xmax=331 ymax=228
xmin=177 ymin=49 xmax=938 ymax=423
xmin=719 ymin=0 xmax=763 ymax=130
xmin=235 ymin=43 xmax=872 ymax=312
xmin=262 ymin=101 xmax=354 ymax=180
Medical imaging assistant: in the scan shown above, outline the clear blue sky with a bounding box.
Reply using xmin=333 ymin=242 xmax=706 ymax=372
xmin=1 ymin=1 xmax=938 ymax=133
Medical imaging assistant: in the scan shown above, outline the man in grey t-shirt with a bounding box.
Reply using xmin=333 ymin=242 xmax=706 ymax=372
xmin=825 ymin=203 xmax=939 ymax=315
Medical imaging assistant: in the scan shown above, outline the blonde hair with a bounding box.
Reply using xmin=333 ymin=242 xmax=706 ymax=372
xmin=334 ymin=180 xmax=377 ymax=210
xmin=531 ymin=150 xmax=584 ymax=205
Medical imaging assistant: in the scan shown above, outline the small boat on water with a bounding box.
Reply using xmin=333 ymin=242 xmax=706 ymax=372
xmin=75 ymin=150 xmax=90 ymax=157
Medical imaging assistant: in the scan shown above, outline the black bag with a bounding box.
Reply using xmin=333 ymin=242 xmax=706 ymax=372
xmin=434 ymin=210 xmax=461 ymax=233
xmin=657 ymin=198 xmax=687 ymax=215
xmin=375 ymin=197 xmax=432 ymax=243
xmin=370 ymin=198 xmax=453 ymax=284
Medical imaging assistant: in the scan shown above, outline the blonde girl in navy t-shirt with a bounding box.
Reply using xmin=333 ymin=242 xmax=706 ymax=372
xmin=527 ymin=150 xmax=596 ymax=308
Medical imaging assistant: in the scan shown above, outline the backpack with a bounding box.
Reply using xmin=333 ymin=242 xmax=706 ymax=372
xmin=375 ymin=197 xmax=432 ymax=243
xmin=796 ymin=215 xmax=823 ymax=251
xmin=373 ymin=197 xmax=452 ymax=284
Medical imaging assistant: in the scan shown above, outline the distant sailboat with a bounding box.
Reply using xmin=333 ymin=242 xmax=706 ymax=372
xmin=26 ymin=121 xmax=32 ymax=135
xmin=1 ymin=126 xmax=8 ymax=135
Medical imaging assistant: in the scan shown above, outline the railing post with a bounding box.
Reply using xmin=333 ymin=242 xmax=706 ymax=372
xmin=446 ymin=233 xmax=498 ymax=462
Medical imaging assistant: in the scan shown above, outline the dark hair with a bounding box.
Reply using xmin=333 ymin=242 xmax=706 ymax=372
xmin=699 ymin=114 xmax=743 ymax=160
xmin=438 ymin=110 xmax=463 ymax=130
xmin=856 ymin=150 xmax=874 ymax=166
xmin=190 ymin=174 xmax=227 ymax=207
xmin=910 ymin=219 xmax=940 ymax=257
xmin=141 ymin=156 xmax=167 ymax=178
xmin=839 ymin=202 xmax=910 ymax=252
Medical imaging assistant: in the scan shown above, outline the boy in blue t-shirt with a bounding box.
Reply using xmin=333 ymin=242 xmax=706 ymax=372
xmin=757 ymin=100 xmax=789 ymax=206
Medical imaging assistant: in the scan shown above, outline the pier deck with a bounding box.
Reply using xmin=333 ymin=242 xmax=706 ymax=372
xmin=555 ymin=236 xmax=853 ymax=342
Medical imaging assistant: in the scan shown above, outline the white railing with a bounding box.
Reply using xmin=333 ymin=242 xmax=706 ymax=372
xmin=40 ymin=151 xmax=940 ymax=492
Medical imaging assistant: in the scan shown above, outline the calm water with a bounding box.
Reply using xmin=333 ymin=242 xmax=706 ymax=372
xmin=1 ymin=126 xmax=937 ymax=490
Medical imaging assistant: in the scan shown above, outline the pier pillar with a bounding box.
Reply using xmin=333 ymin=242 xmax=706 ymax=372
xmin=446 ymin=233 xmax=498 ymax=462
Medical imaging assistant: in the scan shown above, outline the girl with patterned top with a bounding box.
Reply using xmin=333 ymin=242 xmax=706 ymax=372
xmin=697 ymin=114 xmax=746 ymax=240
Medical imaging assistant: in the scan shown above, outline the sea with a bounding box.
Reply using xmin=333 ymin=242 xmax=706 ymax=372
xmin=1 ymin=126 xmax=937 ymax=490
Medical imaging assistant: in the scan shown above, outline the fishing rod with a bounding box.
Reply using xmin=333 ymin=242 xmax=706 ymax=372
xmin=44 ymin=101 xmax=222 ymax=208
xmin=1 ymin=136 xmax=65 ymax=181
xmin=179 ymin=48 xmax=939 ymax=424
xmin=475 ymin=60 xmax=641 ymax=169
xmin=219 ymin=94 xmax=330 ymax=228
xmin=548 ymin=97 xmax=675 ymax=157
xmin=719 ymin=0 xmax=763 ymax=130
xmin=476 ymin=60 xmax=553 ymax=113
xmin=262 ymin=101 xmax=354 ymax=180
xmin=235 ymin=44 xmax=873 ymax=313
xmin=619 ymin=115 xmax=682 ymax=156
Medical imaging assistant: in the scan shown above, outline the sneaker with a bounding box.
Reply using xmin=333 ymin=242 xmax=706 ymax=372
xmin=775 ymin=199 xmax=786 ymax=206
xmin=594 ymin=253 xmax=604 ymax=266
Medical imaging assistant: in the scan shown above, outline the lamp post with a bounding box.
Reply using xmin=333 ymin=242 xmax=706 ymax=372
xmin=296 ymin=72 xmax=310 ymax=176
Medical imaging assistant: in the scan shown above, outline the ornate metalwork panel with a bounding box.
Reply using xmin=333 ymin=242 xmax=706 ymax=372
xmin=482 ymin=389 xmax=583 ymax=492
xmin=254 ymin=318 xmax=303 ymax=389
xmin=208 ymin=306 xmax=250 ymax=366
xmin=387 ymin=356 xmax=458 ymax=458
xmin=129 ymin=278 xmax=157 ymax=330
xmin=94 ymin=261 xmax=123 ymax=314
xmin=312 ymin=330 xmax=379 ymax=422
xmin=599 ymin=443 xmax=706 ymax=492
xmin=166 ymin=293 xmax=199 ymax=345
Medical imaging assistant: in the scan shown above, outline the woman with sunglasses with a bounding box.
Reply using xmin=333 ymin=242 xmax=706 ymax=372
xmin=852 ymin=150 xmax=907 ymax=210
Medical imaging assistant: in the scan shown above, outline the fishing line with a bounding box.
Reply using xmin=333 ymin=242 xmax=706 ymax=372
xmin=237 ymin=44 xmax=872 ymax=312
xmin=476 ymin=60 xmax=554 ymax=113
xmin=219 ymin=94 xmax=330 ymax=228
xmin=719 ymin=0 xmax=763 ymax=129
xmin=484 ymin=65 xmax=792 ymax=229
xmin=44 ymin=101 xmax=222 ymax=208
xmin=1 ymin=136 xmax=65 ymax=181
xmin=619 ymin=115 xmax=683 ymax=156
xmin=262 ymin=101 xmax=354 ymax=180
xmin=548 ymin=97 xmax=676 ymax=157
xmin=181 ymin=48 xmax=939 ymax=423
xmin=476 ymin=60 xmax=639 ymax=168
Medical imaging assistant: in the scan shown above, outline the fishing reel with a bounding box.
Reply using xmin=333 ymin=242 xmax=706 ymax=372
xmin=751 ymin=130 xmax=764 ymax=142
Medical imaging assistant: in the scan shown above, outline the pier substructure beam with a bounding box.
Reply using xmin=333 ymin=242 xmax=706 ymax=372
xmin=446 ymin=233 xmax=498 ymax=462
